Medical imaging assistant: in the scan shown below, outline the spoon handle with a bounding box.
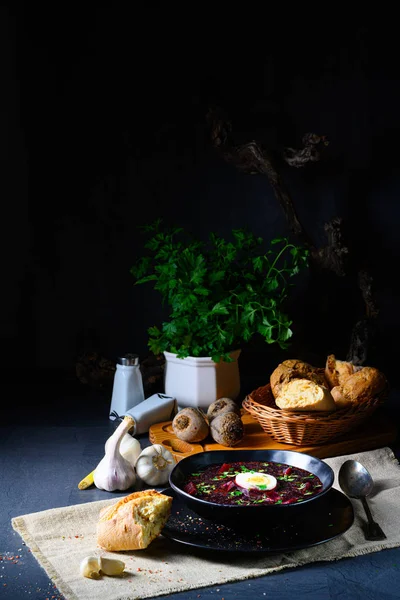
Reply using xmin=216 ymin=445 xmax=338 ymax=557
xmin=361 ymin=497 xmax=387 ymax=541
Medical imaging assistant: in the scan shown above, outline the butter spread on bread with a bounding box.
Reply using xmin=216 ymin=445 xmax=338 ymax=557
xmin=275 ymin=378 xmax=336 ymax=412
xmin=96 ymin=489 xmax=172 ymax=551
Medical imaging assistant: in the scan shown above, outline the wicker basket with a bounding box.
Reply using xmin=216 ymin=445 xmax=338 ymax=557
xmin=242 ymin=383 xmax=388 ymax=446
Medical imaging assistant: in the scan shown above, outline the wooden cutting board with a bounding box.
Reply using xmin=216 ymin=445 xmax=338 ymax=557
xmin=149 ymin=409 xmax=398 ymax=462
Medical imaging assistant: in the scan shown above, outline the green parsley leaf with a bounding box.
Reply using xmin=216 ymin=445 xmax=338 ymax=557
xmin=130 ymin=223 xmax=309 ymax=360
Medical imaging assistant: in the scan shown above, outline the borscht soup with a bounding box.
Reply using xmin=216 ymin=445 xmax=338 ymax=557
xmin=183 ymin=460 xmax=323 ymax=506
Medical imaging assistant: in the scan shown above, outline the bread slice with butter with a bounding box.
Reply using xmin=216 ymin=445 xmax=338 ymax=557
xmin=97 ymin=489 xmax=172 ymax=551
xmin=275 ymin=378 xmax=336 ymax=412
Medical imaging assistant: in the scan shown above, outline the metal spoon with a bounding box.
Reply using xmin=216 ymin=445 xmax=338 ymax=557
xmin=338 ymin=459 xmax=386 ymax=541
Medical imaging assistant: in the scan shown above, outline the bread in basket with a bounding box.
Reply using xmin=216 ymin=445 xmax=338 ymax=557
xmin=242 ymin=355 xmax=389 ymax=446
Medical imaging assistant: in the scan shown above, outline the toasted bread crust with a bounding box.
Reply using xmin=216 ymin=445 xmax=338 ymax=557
xmin=325 ymin=354 xmax=355 ymax=389
xmin=98 ymin=490 xmax=164 ymax=522
xmin=270 ymin=359 xmax=327 ymax=398
xmin=97 ymin=490 xmax=172 ymax=551
xmin=332 ymin=367 xmax=388 ymax=408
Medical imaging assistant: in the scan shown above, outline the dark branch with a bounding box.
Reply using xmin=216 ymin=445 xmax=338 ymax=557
xmin=222 ymin=140 xmax=310 ymax=244
xmin=311 ymin=218 xmax=349 ymax=276
xmin=206 ymin=107 xmax=348 ymax=274
xmin=283 ymin=133 xmax=330 ymax=168
xmin=206 ymin=106 xmax=380 ymax=365
xmin=358 ymin=269 xmax=379 ymax=318
xmin=346 ymin=319 xmax=371 ymax=365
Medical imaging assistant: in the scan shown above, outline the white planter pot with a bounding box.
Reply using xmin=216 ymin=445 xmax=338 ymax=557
xmin=163 ymin=350 xmax=241 ymax=412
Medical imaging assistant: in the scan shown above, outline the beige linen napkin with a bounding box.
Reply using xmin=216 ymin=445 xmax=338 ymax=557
xmin=12 ymin=446 xmax=400 ymax=600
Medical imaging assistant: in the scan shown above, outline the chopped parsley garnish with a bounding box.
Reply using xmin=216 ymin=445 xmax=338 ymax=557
xmin=239 ymin=466 xmax=255 ymax=473
xmin=196 ymin=483 xmax=216 ymax=494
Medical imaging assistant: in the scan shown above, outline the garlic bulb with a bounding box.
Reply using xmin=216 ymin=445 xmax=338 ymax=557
xmin=80 ymin=556 xmax=101 ymax=579
xmin=78 ymin=430 xmax=141 ymax=491
xmin=105 ymin=432 xmax=141 ymax=466
xmin=135 ymin=444 xmax=175 ymax=486
xmin=94 ymin=416 xmax=136 ymax=491
xmin=80 ymin=555 xmax=125 ymax=579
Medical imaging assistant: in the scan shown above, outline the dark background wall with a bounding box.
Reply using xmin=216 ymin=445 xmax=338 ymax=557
xmin=2 ymin=7 xmax=398 ymax=390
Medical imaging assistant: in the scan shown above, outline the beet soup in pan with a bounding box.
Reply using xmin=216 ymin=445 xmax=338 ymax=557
xmin=183 ymin=460 xmax=324 ymax=506
xmin=169 ymin=449 xmax=334 ymax=525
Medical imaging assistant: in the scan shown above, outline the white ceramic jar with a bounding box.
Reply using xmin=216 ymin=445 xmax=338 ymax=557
xmin=163 ymin=350 xmax=241 ymax=411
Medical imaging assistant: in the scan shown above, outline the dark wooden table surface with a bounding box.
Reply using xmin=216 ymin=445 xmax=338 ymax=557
xmin=1 ymin=371 xmax=400 ymax=600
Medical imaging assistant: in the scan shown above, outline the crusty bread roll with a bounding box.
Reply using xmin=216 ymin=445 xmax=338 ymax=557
xmin=331 ymin=366 xmax=388 ymax=408
xmin=97 ymin=490 xmax=172 ymax=551
xmin=330 ymin=386 xmax=345 ymax=406
xmin=325 ymin=354 xmax=356 ymax=389
xmin=270 ymin=359 xmax=327 ymax=398
xmin=275 ymin=378 xmax=336 ymax=412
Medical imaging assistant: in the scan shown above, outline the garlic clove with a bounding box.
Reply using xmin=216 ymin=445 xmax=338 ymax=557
xmin=80 ymin=556 xmax=101 ymax=579
xmin=80 ymin=555 xmax=126 ymax=578
xmin=99 ymin=556 xmax=125 ymax=576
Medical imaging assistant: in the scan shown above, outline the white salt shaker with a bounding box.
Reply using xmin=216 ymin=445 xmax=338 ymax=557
xmin=109 ymin=353 xmax=145 ymax=420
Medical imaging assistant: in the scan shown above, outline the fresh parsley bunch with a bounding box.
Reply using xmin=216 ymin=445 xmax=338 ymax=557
xmin=131 ymin=220 xmax=309 ymax=363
